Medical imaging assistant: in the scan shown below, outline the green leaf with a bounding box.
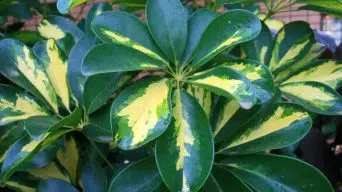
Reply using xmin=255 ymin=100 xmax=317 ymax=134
xmin=0 ymin=129 xmax=73 ymax=185
xmin=24 ymin=108 xmax=83 ymax=140
xmin=0 ymin=84 xmax=48 ymax=125
xmin=5 ymin=174 xmax=38 ymax=192
xmin=281 ymin=81 xmax=342 ymax=115
xmin=241 ymin=22 xmax=273 ymax=65
xmin=222 ymin=59 xmax=275 ymax=103
xmin=56 ymin=33 xmax=76 ymax=56
xmin=82 ymin=43 xmax=166 ymax=76
xmin=38 ymin=16 xmax=84 ymax=42
xmin=204 ymin=166 xmax=252 ymax=192
xmin=109 ymin=157 xmax=162 ymax=192
xmin=218 ymin=103 xmax=312 ymax=155
xmin=80 ymin=162 xmax=107 ymax=192
xmin=91 ymin=11 xmax=166 ymax=64
xmin=84 ymin=104 xmax=113 ymax=142
xmin=274 ymin=42 xmax=325 ymax=83
xmin=186 ymin=85 xmax=212 ymax=117
xmin=33 ymin=39 xmax=70 ymax=110
xmin=57 ymin=0 xmax=88 ymax=14
xmin=182 ymin=9 xmax=216 ymax=62
xmin=269 ymin=21 xmax=315 ymax=74
xmin=146 ymin=0 xmax=188 ymax=64
xmin=84 ymin=73 xmax=130 ymax=114
xmin=219 ymin=153 xmax=334 ymax=192
xmin=111 ymin=77 xmax=171 ymax=150
xmin=37 ymin=178 xmax=78 ymax=192
xmin=24 ymin=116 xmax=59 ymax=140
xmin=155 ymin=89 xmax=214 ymax=192
xmin=85 ymin=3 xmax=111 ymax=35
xmin=298 ymin=0 xmax=342 ymax=17
xmin=0 ymin=39 xmax=58 ymax=112
xmin=68 ymin=35 xmax=97 ymax=105
xmin=216 ymin=0 xmax=262 ymax=7
xmin=188 ymin=66 xmax=256 ymax=109
xmin=113 ymin=0 xmax=147 ymax=7
xmin=22 ymin=141 xmax=63 ymax=170
xmin=299 ymin=4 xmax=342 ymax=17
xmin=68 ymin=35 xmax=129 ymax=112
xmin=189 ymin=9 xmax=261 ymax=67
xmin=0 ymin=123 xmax=26 ymax=163
xmin=283 ymin=60 xmax=342 ymax=89
xmin=3 ymin=31 xmax=44 ymax=47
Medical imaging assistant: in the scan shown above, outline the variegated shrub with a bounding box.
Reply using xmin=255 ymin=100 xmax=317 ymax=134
xmin=242 ymin=21 xmax=342 ymax=115
xmin=0 ymin=0 xmax=340 ymax=191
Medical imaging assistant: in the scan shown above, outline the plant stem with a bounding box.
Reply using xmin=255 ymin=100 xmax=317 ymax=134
xmin=84 ymin=134 xmax=115 ymax=171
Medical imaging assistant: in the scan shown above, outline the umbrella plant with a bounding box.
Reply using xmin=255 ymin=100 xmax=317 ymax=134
xmin=241 ymin=21 xmax=342 ymax=116
xmin=0 ymin=0 xmax=340 ymax=191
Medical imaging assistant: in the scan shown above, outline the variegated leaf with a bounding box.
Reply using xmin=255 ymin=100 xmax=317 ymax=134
xmin=269 ymin=21 xmax=315 ymax=74
xmin=281 ymin=81 xmax=342 ymax=115
xmin=186 ymin=85 xmax=212 ymax=117
xmin=210 ymin=96 xmax=264 ymax=144
xmin=111 ymin=77 xmax=171 ymax=150
xmin=283 ymin=60 xmax=342 ymax=89
xmin=0 ymin=39 xmax=58 ymax=112
xmin=38 ymin=16 xmax=84 ymax=42
xmin=219 ymin=154 xmax=334 ymax=192
xmin=57 ymin=0 xmax=87 ymax=14
xmin=91 ymin=11 xmax=167 ymax=64
xmin=188 ymin=66 xmax=256 ymax=109
xmin=0 ymin=129 xmax=74 ymax=185
xmin=155 ymin=89 xmax=214 ymax=192
xmin=0 ymin=84 xmax=48 ymax=125
xmin=0 ymin=123 xmax=26 ymax=163
xmin=25 ymin=108 xmax=82 ymax=140
xmin=222 ymin=59 xmax=275 ymax=103
xmin=241 ymin=22 xmax=273 ymax=65
xmin=82 ymin=44 xmax=166 ymax=76
xmin=28 ymin=162 xmax=71 ymax=183
xmin=189 ymin=9 xmax=261 ymax=67
xmin=211 ymin=97 xmax=240 ymax=137
xmin=56 ymin=136 xmax=80 ymax=185
xmin=85 ymin=3 xmax=111 ymax=35
xmin=5 ymin=174 xmax=38 ymax=192
xmin=33 ymin=39 xmax=70 ymax=110
xmin=274 ymin=42 xmax=325 ymax=83
xmin=217 ymin=103 xmax=312 ymax=155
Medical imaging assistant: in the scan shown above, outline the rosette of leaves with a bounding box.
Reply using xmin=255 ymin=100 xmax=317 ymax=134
xmin=0 ymin=3 xmax=125 ymax=190
xmin=107 ymin=96 xmax=335 ymax=191
xmin=77 ymin=0 xmax=334 ymax=190
xmin=241 ymin=21 xmax=342 ymax=116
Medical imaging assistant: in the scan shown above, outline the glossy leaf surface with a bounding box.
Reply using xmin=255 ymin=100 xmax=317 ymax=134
xmin=111 ymin=77 xmax=171 ymax=150
xmin=155 ymin=89 xmax=214 ymax=192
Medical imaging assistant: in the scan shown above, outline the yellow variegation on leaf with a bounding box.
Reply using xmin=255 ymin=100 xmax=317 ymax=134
xmin=33 ymin=39 xmax=70 ymax=110
xmin=283 ymin=60 xmax=342 ymax=89
xmin=111 ymin=77 xmax=172 ymax=150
